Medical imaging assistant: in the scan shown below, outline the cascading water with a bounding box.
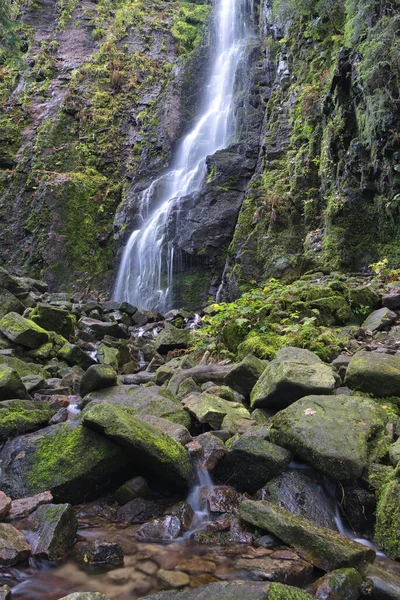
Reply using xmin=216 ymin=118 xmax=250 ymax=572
xmin=114 ymin=0 xmax=253 ymax=312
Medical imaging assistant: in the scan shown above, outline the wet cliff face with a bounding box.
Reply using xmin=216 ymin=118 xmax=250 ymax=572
xmin=1 ymin=0 xmax=399 ymax=306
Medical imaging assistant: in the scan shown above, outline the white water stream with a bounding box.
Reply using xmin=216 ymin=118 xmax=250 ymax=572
xmin=114 ymin=0 xmax=252 ymax=312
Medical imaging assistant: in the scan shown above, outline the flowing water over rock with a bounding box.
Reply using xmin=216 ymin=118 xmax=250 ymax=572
xmin=114 ymin=0 xmax=253 ymax=312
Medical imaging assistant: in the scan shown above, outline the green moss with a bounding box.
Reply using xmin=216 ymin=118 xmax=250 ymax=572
xmin=269 ymin=583 xmax=313 ymax=600
xmin=375 ymin=478 xmax=400 ymax=559
xmin=0 ymin=400 xmax=54 ymax=439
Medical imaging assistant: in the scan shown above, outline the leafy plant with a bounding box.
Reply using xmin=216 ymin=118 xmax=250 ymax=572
xmin=369 ymin=258 xmax=399 ymax=284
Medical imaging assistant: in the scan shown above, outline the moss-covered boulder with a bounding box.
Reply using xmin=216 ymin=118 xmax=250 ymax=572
xmin=82 ymin=403 xmax=193 ymax=488
xmin=28 ymin=503 xmax=78 ymax=561
xmin=0 ymin=523 xmax=31 ymax=566
xmin=0 ymin=400 xmax=56 ymax=440
xmin=154 ymin=324 xmax=191 ymax=354
xmin=0 ymin=313 xmax=50 ymax=349
xmin=80 ymin=364 xmax=118 ymax=398
xmin=344 ymin=350 xmax=400 ymax=397
xmin=0 ymin=289 xmax=24 ymax=320
xmin=141 ymin=581 xmax=313 ymax=599
xmin=97 ymin=343 xmax=120 ymax=370
xmin=0 ymin=422 xmax=127 ymax=502
xmin=0 ymin=356 xmax=47 ymax=378
xmin=362 ymin=307 xmax=397 ymax=332
xmin=374 ymin=478 xmax=400 ymax=559
xmin=213 ymin=436 xmax=291 ymax=494
xmin=240 ymin=500 xmax=375 ymax=572
xmin=182 ymin=392 xmax=251 ymax=430
xmin=361 ymin=564 xmax=400 ymax=599
xmin=0 ymin=367 xmax=27 ymax=401
xmin=79 ymin=317 xmax=128 ymax=341
xmin=29 ymin=304 xmax=76 ymax=340
xmin=57 ymin=343 xmax=96 ymax=371
xmin=269 ymin=395 xmax=387 ymax=480
xmin=250 ymin=348 xmax=337 ymax=409
xmin=224 ymin=355 xmax=266 ymax=397
xmin=312 ymin=568 xmax=362 ymax=599
xmin=83 ymin=385 xmax=190 ymax=428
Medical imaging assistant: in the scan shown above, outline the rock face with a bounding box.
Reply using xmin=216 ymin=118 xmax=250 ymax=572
xmin=240 ymin=500 xmax=375 ymax=572
xmin=344 ymin=351 xmax=400 ymax=397
xmin=82 ymin=403 xmax=193 ymax=488
xmin=270 ymin=395 xmax=387 ymax=481
xmin=251 ymin=348 xmax=337 ymax=409
xmin=0 ymin=422 xmax=127 ymax=502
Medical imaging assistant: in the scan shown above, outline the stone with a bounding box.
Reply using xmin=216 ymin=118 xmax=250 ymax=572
xmin=389 ymin=438 xmax=400 ymax=466
xmin=186 ymin=432 xmax=226 ymax=470
xmin=240 ymin=500 xmax=375 ymax=571
xmin=344 ymin=350 xmax=400 ymax=397
xmin=154 ymin=365 xmax=175 ymax=386
xmin=115 ymin=476 xmax=150 ymax=505
xmin=142 ymin=581 xmax=313 ymax=599
xmin=0 ymin=355 xmax=47 ymax=378
xmin=382 ymin=292 xmax=400 ymax=311
xmin=0 ymin=523 xmax=31 ymax=565
xmin=83 ymin=385 xmax=190 ymax=428
xmin=312 ymin=567 xmax=362 ymax=600
xmin=0 ymin=288 xmax=24 ymax=319
xmin=269 ymin=395 xmax=387 ymax=481
xmin=135 ymin=414 xmax=192 ymax=444
xmin=116 ymin=498 xmax=165 ymax=523
xmin=0 ymin=399 xmax=56 ymax=440
xmin=251 ymin=349 xmax=337 ymax=409
xmin=8 ymin=491 xmax=53 ymax=519
xmin=166 ymin=501 xmax=194 ymax=530
xmin=97 ymin=343 xmax=120 ymax=370
xmin=21 ymin=374 xmax=45 ymax=393
xmin=257 ymin=469 xmax=337 ymax=530
xmin=235 ymin=555 xmax=313 ymax=587
xmin=157 ymin=569 xmax=190 ymax=588
xmin=0 ymin=585 xmax=11 ymax=600
xmin=223 ymin=355 xmax=266 ymax=397
xmin=58 ymin=594 xmax=110 ymax=600
xmin=29 ymin=303 xmax=76 ymax=339
xmin=0 ymin=367 xmax=27 ymax=400
xmin=213 ymin=436 xmax=291 ymax=494
xmin=0 ymin=422 xmax=127 ymax=502
xmin=79 ymin=316 xmax=128 ymax=340
xmin=362 ymin=307 xmax=397 ymax=332
xmin=80 ymin=364 xmax=118 ymax=397
xmin=338 ymin=485 xmax=376 ymax=532
xmin=154 ymin=325 xmax=191 ymax=354
xmin=0 ymin=312 xmax=50 ymax=349
xmin=183 ymin=392 xmax=251 ymax=430
xmin=207 ymin=486 xmax=241 ymax=514
xmin=82 ymin=403 xmax=193 ymax=488
xmin=74 ymin=539 xmax=124 ymax=567
xmin=0 ymin=492 xmax=11 ymax=520
xmin=374 ymin=478 xmax=400 ymax=558
xmin=361 ymin=564 xmax=400 ymax=600
xmin=57 ymin=343 xmax=96 ymax=370
xmin=136 ymin=515 xmax=182 ymax=541
xmin=28 ymin=503 xmax=78 ymax=561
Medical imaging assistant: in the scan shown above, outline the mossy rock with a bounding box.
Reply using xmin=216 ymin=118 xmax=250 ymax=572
xmin=0 ymin=367 xmax=28 ymax=401
xmin=0 ymin=400 xmax=56 ymax=440
xmin=312 ymin=568 xmax=362 ymax=599
xmin=0 ymin=289 xmax=24 ymax=320
xmin=154 ymin=325 xmax=191 ymax=354
xmin=140 ymin=580 xmax=312 ymax=599
xmin=344 ymin=351 xmax=400 ymax=397
xmin=270 ymin=395 xmax=387 ymax=481
xmin=29 ymin=303 xmax=76 ymax=340
xmin=224 ymin=355 xmax=266 ymax=397
xmin=0 ymin=523 xmax=31 ymax=566
xmin=82 ymin=403 xmax=193 ymax=489
xmin=182 ymin=392 xmax=251 ymax=430
xmin=82 ymin=385 xmax=190 ymax=428
xmin=374 ymin=478 xmax=400 ymax=559
xmin=0 ymin=312 xmax=50 ymax=349
xmin=307 ymin=295 xmax=351 ymax=325
xmin=240 ymin=500 xmax=375 ymax=572
xmin=0 ymin=356 xmax=48 ymax=378
xmin=57 ymin=343 xmax=96 ymax=371
xmin=97 ymin=343 xmax=120 ymax=371
xmin=361 ymin=564 xmax=400 ymax=599
xmin=80 ymin=364 xmax=118 ymax=398
xmin=26 ymin=342 xmax=54 ymax=361
xmin=0 ymin=422 xmax=128 ymax=502
xmin=28 ymin=503 xmax=78 ymax=562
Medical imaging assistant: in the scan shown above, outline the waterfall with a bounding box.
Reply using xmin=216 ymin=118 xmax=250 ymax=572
xmin=114 ymin=0 xmax=253 ymax=312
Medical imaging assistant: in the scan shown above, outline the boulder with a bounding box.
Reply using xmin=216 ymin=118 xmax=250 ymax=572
xmin=235 ymin=554 xmax=313 ymax=587
xmin=141 ymin=581 xmax=313 ymax=600
xmin=73 ymin=540 xmax=123 ymax=568
xmin=389 ymin=438 xmax=400 ymax=466
xmin=374 ymin=478 xmax=400 ymax=558
xmin=115 ymin=476 xmax=150 ymax=505
xmin=0 ymin=399 xmax=56 ymax=440
xmin=57 ymin=343 xmax=96 ymax=370
xmin=186 ymin=432 xmax=226 ymax=471
xmin=240 ymin=500 xmax=375 ymax=571
xmin=29 ymin=303 xmax=76 ymax=339
xmin=362 ymin=307 xmax=397 ymax=332
xmin=97 ymin=343 xmax=120 ymax=370
xmin=312 ymin=568 xmax=362 ymax=600
xmin=0 ymin=523 xmax=31 ymax=565
xmin=0 ymin=268 xmax=28 ymax=296
xmin=83 ymin=385 xmax=190 ymax=428
xmin=361 ymin=564 xmax=400 ymax=600
xmin=80 ymin=364 xmax=118 ymax=398
xmin=182 ymin=392 xmax=251 ymax=430
xmin=8 ymin=491 xmax=53 ymax=519
xmin=116 ymin=497 xmax=165 ymax=523
xmin=250 ymin=348 xmax=337 ymax=409
xmin=0 ymin=585 xmax=11 ymax=600
xmin=82 ymin=403 xmax=193 ymax=488
xmin=382 ymin=292 xmax=400 ymax=311
xmin=0 ymin=367 xmax=27 ymax=400
xmin=213 ymin=437 xmax=291 ymax=494
xmin=0 ymin=355 xmax=47 ymax=378
xmin=270 ymin=395 xmax=387 ymax=480
xmin=223 ymin=355 xmax=266 ymax=397
xmin=0 ymin=492 xmax=11 ymax=520
xmin=136 ymin=515 xmax=182 ymax=541
xmin=79 ymin=316 xmax=128 ymax=340
xmin=0 ymin=422 xmax=127 ymax=502
xmin=21 ymin=374 xmax=45 ymax=393
xmin=28 ymin=503 xmax=78 ymax=561
xmin=257 ymin=469 xmax=337 ymax=530
xmin=0 ymin=312 xmax=50 ymax=349
xmin=135 ymin=414 xmax=192 ymax=445
xmin=154 ymin=325 xmax=191 ymax=354
xmin=344 ymin=351 xmax=400 ymax=397
xmin=0 ymin=288 xmax=24 ymax=319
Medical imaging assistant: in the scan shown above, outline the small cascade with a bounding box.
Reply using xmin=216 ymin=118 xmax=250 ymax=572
xmin=186 ymin=464 xmax=214 ymax=535
xmin=114 ymin=0 xmax=254 ymax=312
